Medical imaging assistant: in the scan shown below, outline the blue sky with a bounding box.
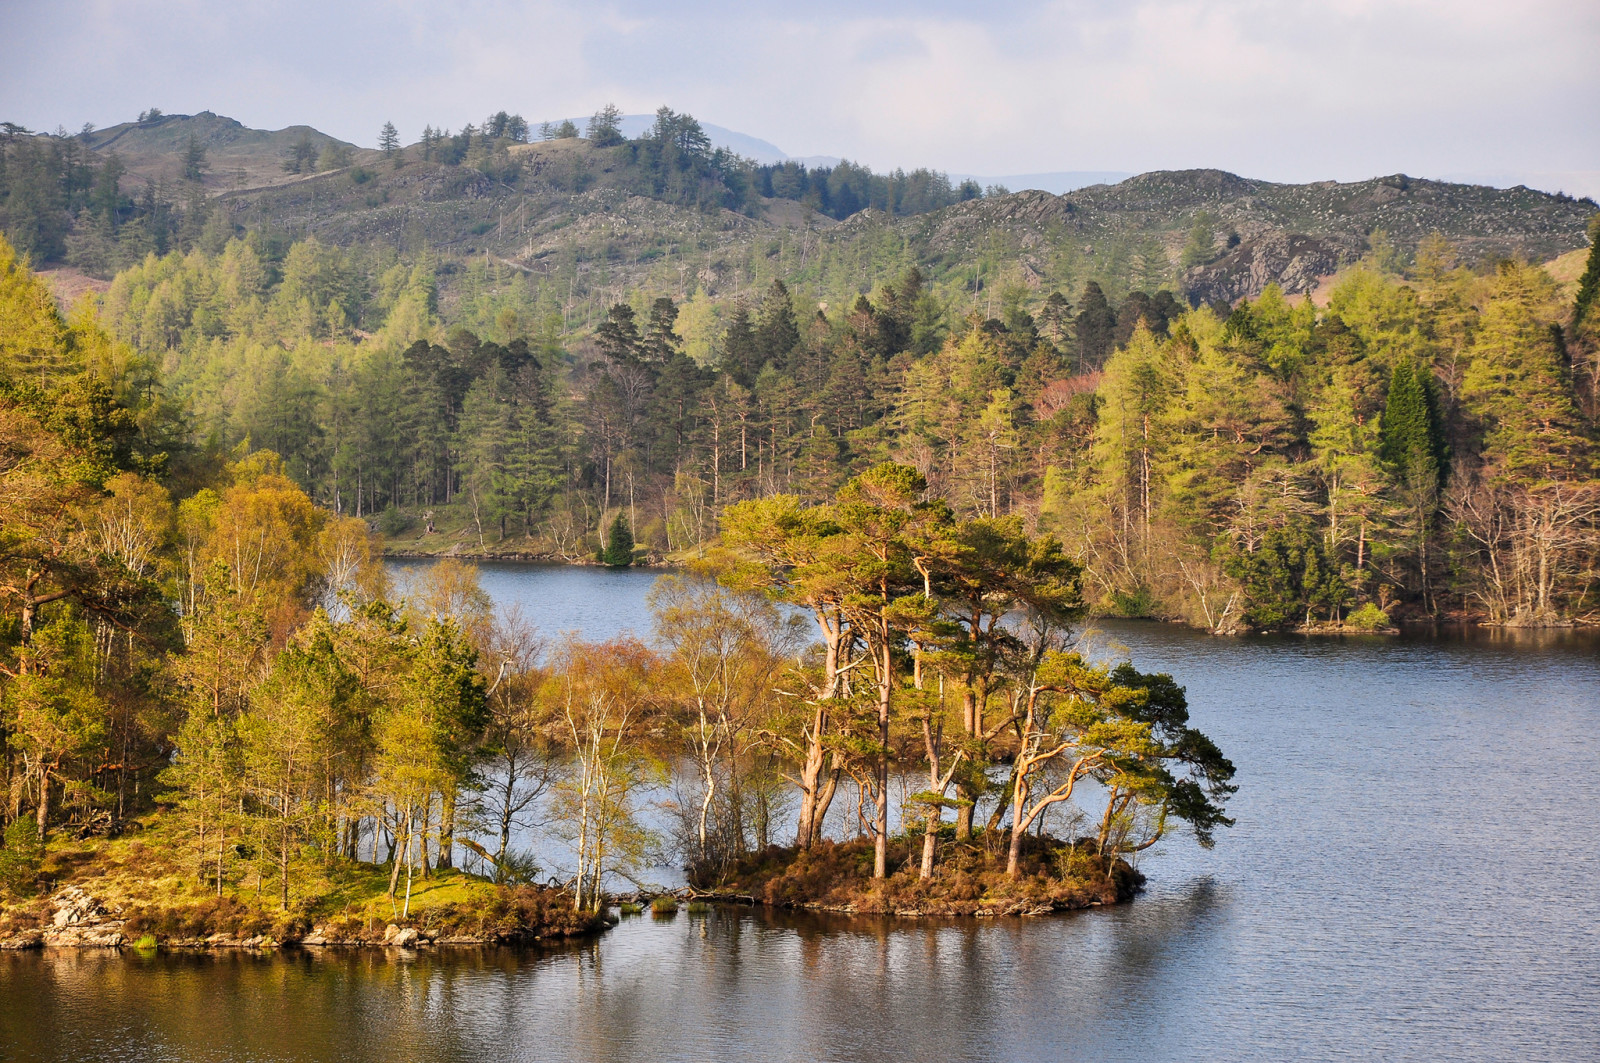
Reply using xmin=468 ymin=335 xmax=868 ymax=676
xmin=2 ymin=0 xmax=1597 ymax=195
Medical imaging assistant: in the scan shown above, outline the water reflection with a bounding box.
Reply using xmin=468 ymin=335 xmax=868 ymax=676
xmin=5 ymin=567 xmax=1595 ymax=1062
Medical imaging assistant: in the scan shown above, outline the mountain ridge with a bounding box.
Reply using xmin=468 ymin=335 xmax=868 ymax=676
xmin=7 ymin=111 xmax=1595 ymax=309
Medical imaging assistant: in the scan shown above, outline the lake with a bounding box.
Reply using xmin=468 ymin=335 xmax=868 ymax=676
xmin=4 ymin=561 xmax=1597 ymax=1062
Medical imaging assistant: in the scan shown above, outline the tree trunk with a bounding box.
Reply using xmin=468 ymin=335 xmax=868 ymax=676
xmin=873 ymin=636 xmax=891 ymax=879
xmin=36 ymin=771 xmax=50 ymax=841
xmin=812 ymin=758 xmax=842 ymax=846
xmin=438 ymin=791 xmax=455 ymax=870
xmin=1006 ymin=757 xmax=1035 ymax=878
xmin=793 ymin=704 xmax=828 ymax=847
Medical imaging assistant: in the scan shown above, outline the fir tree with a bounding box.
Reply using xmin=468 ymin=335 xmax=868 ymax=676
xmin=182 ymin=134 xmax=208 ymax=183
xmin=1572 ymin=216 xmax=1600 ymax=329
xmin=600 ymin=512 xmax=634 ymax=567
xmin=1379 ymin=357 xmax=1446 ymax=487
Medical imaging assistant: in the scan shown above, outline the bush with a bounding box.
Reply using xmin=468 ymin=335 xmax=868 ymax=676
xmin=0 ymin=819 xmax=44 ymax=897
xmin=493 ymin=849 xmax=542 ymax=886
xmin=376 ymin=504 xmax=412 ymax=537
xmin=1108 ymin=585 xmax=1157 ymax=618
xmin=649 ymin=896 xmax=678 ymax=915
xmin=1344 ymin=602 xmax=1392 ymax=631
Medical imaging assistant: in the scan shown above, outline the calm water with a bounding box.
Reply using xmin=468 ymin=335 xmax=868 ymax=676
xmin=4 ymin=563 xmax=1598 ymax=1062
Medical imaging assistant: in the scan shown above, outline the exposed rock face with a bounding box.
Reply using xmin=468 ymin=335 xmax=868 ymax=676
xmin=33 ymin=887 xmax=125 ymax=947
xmin=1182 ymin=232 xmax=1363 ymax=304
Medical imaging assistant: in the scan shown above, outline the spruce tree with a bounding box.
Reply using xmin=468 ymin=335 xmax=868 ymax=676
xmin=1379 ymin=357 xmax=1445 ymax=487
xmin=721 ymin=301 xmax=759 ymax=384
xmin=182 ymin=134 xmax=207 ymax=182
xmin=1073 ymin=281 xmax=1117 ymax=370
xmin=754 ymin=279 xmax=800 ymax=371
xmin=601 ymin=513 xmax=634 ymax=567
xmin=1573 ymin=215 xmax=1600 ymax=329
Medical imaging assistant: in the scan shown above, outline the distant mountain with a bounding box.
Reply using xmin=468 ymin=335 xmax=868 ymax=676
xmin=861 ymin=169 xmax=1596 ymax=303
xmin=541 ymin=114 xmax=790 ymax=164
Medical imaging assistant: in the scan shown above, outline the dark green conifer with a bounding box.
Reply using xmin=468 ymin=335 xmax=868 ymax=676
xmin=1380 ymin=357 xmax=1446 ymax=487
xmin=601 ymin=513 xmax=634 ymax=567
xmin=1573 ymin=216 xmax=1600 ymax=328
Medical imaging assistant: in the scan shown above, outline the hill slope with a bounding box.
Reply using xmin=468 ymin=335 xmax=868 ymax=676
xmin=12 ymin=112 xmax=1595 ymax=306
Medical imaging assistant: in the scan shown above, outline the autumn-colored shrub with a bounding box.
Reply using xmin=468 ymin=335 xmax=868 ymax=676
xmin=701 ymin=835 xmax=1141 ymax=916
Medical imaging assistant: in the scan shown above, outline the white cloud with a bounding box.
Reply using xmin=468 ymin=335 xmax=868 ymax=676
xmin=0 ymin=0 xmax=1594 ymax=190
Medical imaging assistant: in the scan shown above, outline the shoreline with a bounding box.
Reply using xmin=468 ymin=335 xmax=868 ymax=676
xmin=0 ymin=884 xmax=612 ymax=952
xmin=381 ymin=551 xmax=1596 ymax=632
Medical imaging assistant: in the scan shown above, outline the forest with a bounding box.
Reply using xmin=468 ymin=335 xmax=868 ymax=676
xmin=0 ymin=234 xmax=1233 ymax=928
xmin=81 ymin=211 xmax=1600 ymax=631
xmin=0 ymin=107 xmax=990 ymax=279
xmin=0 ymin=122 xmax=1598 ymax=932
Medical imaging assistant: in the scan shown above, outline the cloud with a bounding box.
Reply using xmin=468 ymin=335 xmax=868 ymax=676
xmin=0 ymin=0 xmax=1594 ymax=191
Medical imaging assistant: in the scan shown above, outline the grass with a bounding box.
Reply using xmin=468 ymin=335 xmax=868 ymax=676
xmin=649 ymin=896 xmax=679 ymax=915
xmin=2 ymin=811 xmax=606 ymax=946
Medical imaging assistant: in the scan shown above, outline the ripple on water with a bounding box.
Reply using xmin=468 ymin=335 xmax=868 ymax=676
xmin=4 ymin=570 xmax=1595 ymax=1061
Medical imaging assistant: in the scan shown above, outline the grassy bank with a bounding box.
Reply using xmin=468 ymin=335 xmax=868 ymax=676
xmin=0 ymin=814 xmax=606 ymax=949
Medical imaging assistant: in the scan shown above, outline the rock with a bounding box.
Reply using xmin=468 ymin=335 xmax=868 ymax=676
xmin=382 ymin=923 xmax=421 ymax=947
xmin=41 ymin=887 xmax=125 ymax=946
xmin=42 ymin=925 xmax=124 ymax=947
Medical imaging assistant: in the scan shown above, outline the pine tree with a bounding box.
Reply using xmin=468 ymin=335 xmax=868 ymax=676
xmin=182 ymin=134 xmax=208 ymax=183
xmin=1379 ymin=357 xmax=1445 ymax=487
xmin=601 ymin=512 xmax=634 ymax=567
xmin=1073 ymin=281 xmax=1117 ymax=371
xmin=1572 ymin=215 xmax=1600 ymax=329
xmin=378 ymin=121 xmax=400 ymax=159
xmin=754 ymin=280 xmax=800 ymax=372
xmin=721 ymin=300 xmax=759 ymax=384
xmin=586 ymin=104 xmax=624 ymax=147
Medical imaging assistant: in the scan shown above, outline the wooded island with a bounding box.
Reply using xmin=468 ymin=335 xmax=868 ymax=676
xmin=2 ymin=107 xmax=1598 ymax=944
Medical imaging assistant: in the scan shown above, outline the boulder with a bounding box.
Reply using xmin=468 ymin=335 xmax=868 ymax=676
xmin=383 ymin=923 xmax=421 ymax=947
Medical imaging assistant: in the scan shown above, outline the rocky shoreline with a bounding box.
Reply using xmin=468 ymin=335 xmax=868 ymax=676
xmin=0 ymin=886 xmax=610 ymax=951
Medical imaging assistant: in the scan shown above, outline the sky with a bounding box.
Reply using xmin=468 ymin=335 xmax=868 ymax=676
xmin=2 ymin=0 xmax=1597 ymax=195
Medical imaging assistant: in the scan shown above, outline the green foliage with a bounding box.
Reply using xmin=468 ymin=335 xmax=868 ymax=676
xmin=1180 ymin=212 xmax=1219 ymax=269
xmin=1380 ymin=356 xmax=1446 ymax=487
xmin=1223 ymin=520 xmax=1350 ymax=630
xmin=1343 ymin=602 xmax=1392 ymax=631
xmin=1572 ymin=216 xmax=1600 ymax=328
xmin=376 ymin=504 xmax=411 ymax=536
xmin=0 ymin=818 xmax=44 ymax=896
xmin=600 ymin=513 xmax=635 ymax=567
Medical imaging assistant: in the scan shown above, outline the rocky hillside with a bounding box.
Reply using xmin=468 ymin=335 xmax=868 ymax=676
xmin=69 ymin=115 xmax=1600 ymax=306
xmin=83 ymin=111 xmax=373 ymax=191
xmin=848 ymin=171 xmax=1596 ymax=302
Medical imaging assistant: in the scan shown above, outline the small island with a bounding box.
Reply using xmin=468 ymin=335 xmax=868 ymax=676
xmin=5 ymin=145 xmax=1598 ymax=946
xmin=0 ymin=239 xmax=1235 ymax=941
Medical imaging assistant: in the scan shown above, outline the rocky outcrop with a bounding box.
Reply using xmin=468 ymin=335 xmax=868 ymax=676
xmin=0 ymin=887 xmax=128 ymax=948
xmin=1182 ymin=232 xmax=1364 ymax=305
